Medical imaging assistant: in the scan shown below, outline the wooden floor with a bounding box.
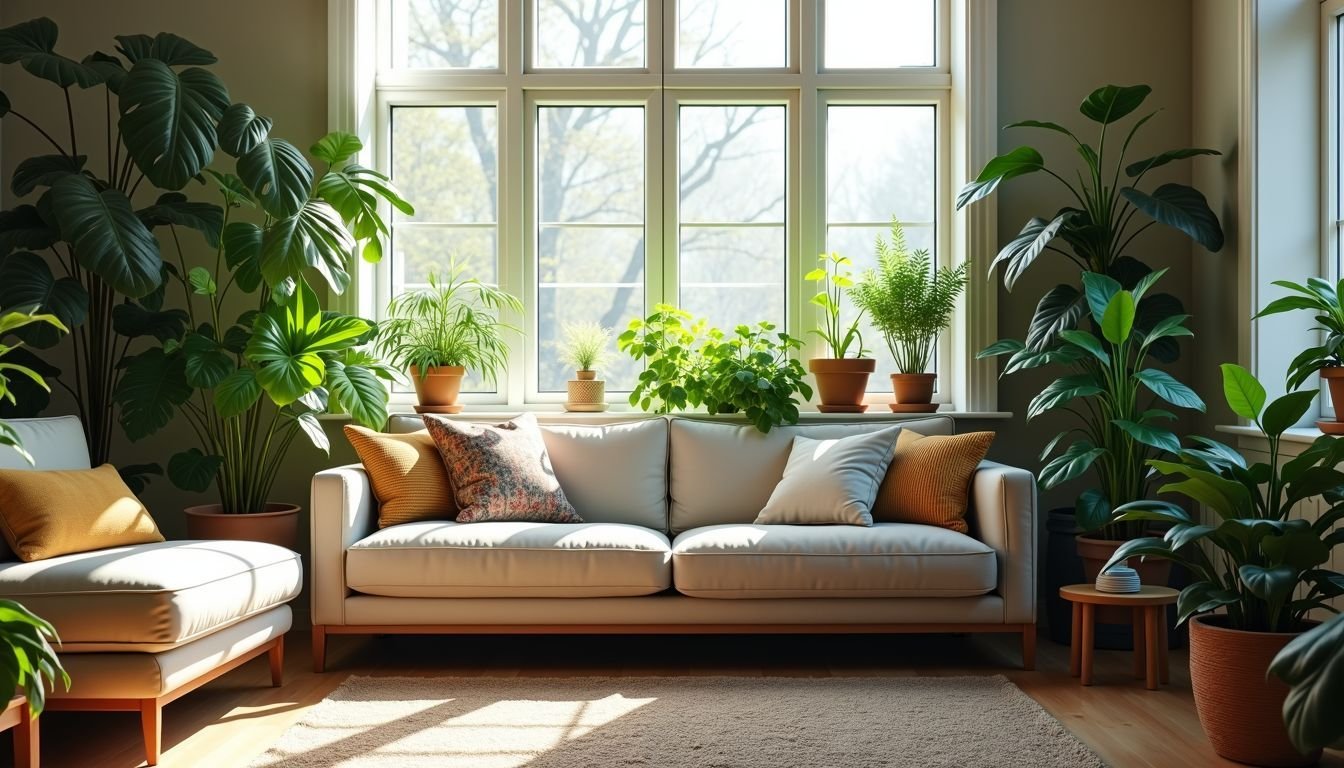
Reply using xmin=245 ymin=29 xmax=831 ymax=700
xmin=8 ymin=629 xmax=1342 ymax=768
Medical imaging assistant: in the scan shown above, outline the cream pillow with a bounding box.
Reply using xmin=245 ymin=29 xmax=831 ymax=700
xmin=755 ymin=426 xmax=902 ymax=526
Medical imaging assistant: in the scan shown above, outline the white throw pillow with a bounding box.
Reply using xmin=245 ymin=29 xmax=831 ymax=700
xmin=754 ymin=426 xmax=903 ymax=526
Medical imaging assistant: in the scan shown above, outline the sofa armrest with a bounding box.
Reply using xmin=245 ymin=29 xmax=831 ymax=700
xmin=967 ymin=460 xmax=1038 ymax=625
xmin=310 ymin=463 xmax=376 ymax=626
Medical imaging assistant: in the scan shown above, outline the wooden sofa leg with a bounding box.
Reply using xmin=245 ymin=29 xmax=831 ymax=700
xmin=269 ymin=636 xmax=285 ymax=687
xmin=140 ymin=699 xmax=162 ymax=766
xmin=14 ymin=704 xmax=37 ymax=768
xmin=1021 ymin=624 xmax=1037 ymax=671
xmin=312 ymin=625 xmax=327 ymax=673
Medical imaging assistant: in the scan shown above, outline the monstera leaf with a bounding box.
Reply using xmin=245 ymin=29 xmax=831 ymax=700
xmin=0 ymin=205 xmax=58 ymax=256
xmin=0 ymin=17 xmax=104 ymax=88
xmin=238 ymin=138 xmax=312 ymax=219
xmin=118 ymin=58 xmax=229 ymax=190
xmin=0 ymin=251 xmax=87 ymax=347
xmin=10 ymin=154 xmax=85 ymax=197
xmin=136 ymin=193 xmax=223 ymax=247
xmin=114 ymin=347 xmax=192 ymax=440
xmin=217 ymin=103 xmax=272 ymax=157
xmin=48 ymin=174 xmax=162 ymax=298
xmin=244 ymin=282 xmax=369 ymax=406
xmin=259 ymin=199 xmax=354 ymax=292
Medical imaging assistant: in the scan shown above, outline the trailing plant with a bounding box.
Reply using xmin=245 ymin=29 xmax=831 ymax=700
xmin=0 ymin=310 xmax=66 ymax=462
xmin=850 ymin=218 xmax=967 ymax=373
xmin=806 ymin=251 xmax=867 ymax=359
xmin=617 ymin=304 xmax=812 ymax=433
xmin=560 ymin=321 xmax=612 ymax=372
xmin=0 ymin=599 xmax=68 ymax=717
xmin=987 ymin=271 xmax=1205 ymax=537
xmin=1102 ymin=365 xmax=1343 ymax=634
xmin=957 ymin=83 xmax=1224 ymax=537
xmin=111 ymin=129 xmax=408 ymax=514
xmin=1253 ymin=278 xmax=1344 ymax=388
xmin=377 ymin=261 xmax=522 ymax=382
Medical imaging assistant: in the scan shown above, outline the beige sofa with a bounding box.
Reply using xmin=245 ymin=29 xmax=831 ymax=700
xmin=0 ymin=416 xmax=301 ymax=765
xmin=311 ymin=415 xmax=1037 ymax=671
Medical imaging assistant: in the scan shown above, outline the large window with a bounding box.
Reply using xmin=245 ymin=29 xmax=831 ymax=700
xmin=356 ymin=0 xmax=968 ymax=408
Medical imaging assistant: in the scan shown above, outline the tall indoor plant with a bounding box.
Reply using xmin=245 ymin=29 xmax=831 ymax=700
xmin=377 ymin=261 xmax=522 ymax=414
xmin=1254 ymin=277 xmax=1344 ymax=433
xmin=1103 ymin=364 xmax=1342 ymax=766
xmin=805 ymin=251 xmax=873 ymax=412
xmin=850 ymin=218 xmax=967 ymax=412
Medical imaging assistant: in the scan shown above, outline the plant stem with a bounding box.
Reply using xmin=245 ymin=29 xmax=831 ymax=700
xmin=7 ymin=110 xmax=69 ymax=156
xmin=62 ymin=88 xmax=77 ymax=158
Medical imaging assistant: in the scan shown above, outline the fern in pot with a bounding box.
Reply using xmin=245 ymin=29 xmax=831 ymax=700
xmin=377 ymin=261 xmax=522 ymax=414
xmin=850 ymin=219 xmax=967 ymax=412
xmin=561 ymin=322 xmax=612 ymax=412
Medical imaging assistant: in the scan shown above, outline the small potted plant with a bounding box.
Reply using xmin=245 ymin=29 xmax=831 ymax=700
xmin=850 ymin=218 xmax=967 ymax=412
xmin=561 ymin=321 xmax=612 ymax=412
xmin=1254 ymin=277 xmax=1344 ymax=433
xmin=806 ymin=252 xmax=874 ymax=412
xmin=378 ymin=262 xmax=523 ymax=413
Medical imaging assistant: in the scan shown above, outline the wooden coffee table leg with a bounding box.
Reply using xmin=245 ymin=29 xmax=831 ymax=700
xmin=1159 ymin=609 xmax=1170 ymax=685
xmin=1132 ymin=607 xmax=1146 ymax=680
xmin=1070 ymin=602 xmax=1082 ymax=678
xmin=1081 ymin=603 xmax=1095 ymax=686
xmin=1144 ymin=606 xmax=1160 ymax=690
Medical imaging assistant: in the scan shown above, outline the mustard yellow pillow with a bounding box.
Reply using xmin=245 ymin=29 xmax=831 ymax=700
xmin=344 ymin=425 xmax=457 ymax=528
xmin=0 ymin=464 xmax=164 ymax=561
xmin=871 ymin=430 xmax=995 ymax=533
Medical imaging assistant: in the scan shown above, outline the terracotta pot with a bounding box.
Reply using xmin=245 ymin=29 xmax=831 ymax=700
xmin=889 ymin=372 xmax=936 ymax=404
xmin=184 ymin=503 xmax=300 ymax=550
xmin=809 ymin=358 xmax=875 ymax=412
xmin=1318 ymin=367 xmax=1344 ymax=434
xmin=576 ymin=369 xmax=597 ymax=381
xmin=1189 ymin=615 xmax=1322 ymax=767
xmin=410 ymin=365 xmax=465 ymax=412
xmin=1077 ymin=535 xmax=1172 ymax=625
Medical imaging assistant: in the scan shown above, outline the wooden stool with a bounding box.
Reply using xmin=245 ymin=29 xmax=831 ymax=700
xmin=1060 ymin=584 xmax=1179 ymax=690
xmin=0 ymin=696 xmax=38 ymax=768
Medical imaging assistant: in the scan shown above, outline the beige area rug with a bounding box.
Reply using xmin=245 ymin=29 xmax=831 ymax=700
xmin=251 ymin=675 xmax=1104 ymax=768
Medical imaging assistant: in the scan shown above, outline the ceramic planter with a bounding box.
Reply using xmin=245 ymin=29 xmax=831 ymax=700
xmin=565 ymin=370 xmax=608 ymax=412
xmin=808 ymin=358 xmax=875 ymax=413
xmin=184 ymin=503 xmax=300 ymax=550
xmin=1189 ymin=615 xmax=1322 ymax=767
xmin=1318 ymin=367 xmax=1344 ymax=434
xmin=410 ymin=364 xmax=465 ymax=413
xmin=888 ymin=372 xmax=938 ymax=413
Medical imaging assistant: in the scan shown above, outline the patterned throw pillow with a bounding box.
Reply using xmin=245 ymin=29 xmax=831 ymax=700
xmin=422 ymin=413 xmax=582 ymax=524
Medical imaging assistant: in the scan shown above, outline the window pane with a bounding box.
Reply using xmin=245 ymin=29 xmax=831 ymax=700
xmin=824 ymin=0 xmax=935 ymax=69
xmin=679 ymin=105 xmax=787 ymax=330
xmin=677 ymin=0 xmax=787 ymax=69
xmin=393 ymin=0 xmax=498 ymax=69
xmin=535 ymin=0 xmax=646 ymax=68
xmin=537 ymin=106 xmax=645 ymax=393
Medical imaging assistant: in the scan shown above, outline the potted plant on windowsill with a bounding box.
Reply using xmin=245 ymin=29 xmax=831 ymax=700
xmin=561 ymin=321 xmax=612 ymax=412
xmin=377 ymin=261 xmax=522 ymax=414
xmin=1103 ymin=364 xmax=1342 ymax=767
xmin=1253 ymin=277 xmax=1344 ymax=433
xmin=850 ymin=218 xmax=967 ymax=412
xmin=805 ymin=251 xmax=873 ymax=413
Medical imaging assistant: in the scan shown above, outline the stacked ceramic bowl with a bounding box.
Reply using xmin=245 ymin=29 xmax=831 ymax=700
xmin=1096 ymin=565 xmax=1141 ymax=593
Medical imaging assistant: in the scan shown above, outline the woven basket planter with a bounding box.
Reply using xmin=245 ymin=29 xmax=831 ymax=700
xmin=565 ymin=371 xmax=607 ymax=412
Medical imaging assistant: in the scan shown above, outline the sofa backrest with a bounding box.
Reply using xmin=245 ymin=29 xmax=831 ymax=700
xmin=668 ymin=416 xmax=954 ymax=535
xmin=0 ymin=416 xmax=91 ymax=471
xmin=388 ymin=414 xmax=669 ymax=531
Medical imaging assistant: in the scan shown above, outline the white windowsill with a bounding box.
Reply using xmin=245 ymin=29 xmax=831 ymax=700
xmin=319 ymin=408 xmax=1014 ymax=423
xmin=1215 ymin=424 xmax=1325 ymax=445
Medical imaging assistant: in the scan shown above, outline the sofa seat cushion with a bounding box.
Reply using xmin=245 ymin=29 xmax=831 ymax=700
xmin=0 ymin=540 xmax=302 ymax=652
xmin=671 ymin=523 xmax=996 ymax=599
xmin=346 ymin=521 xmax=672 ymax=598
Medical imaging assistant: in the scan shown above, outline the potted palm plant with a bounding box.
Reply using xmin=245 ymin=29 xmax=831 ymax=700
xmin=806 ymin=251 xmax=873 ymax=412
xmin=850 ymin=219 xmax=967 ymax=412
xmin=1254 ymin=277 xmax=1344 ymax=433
xmin=561 ymin=321 xmax=612 ymax=412
xmin=377 ymin=262 xmax=522 ymax=413
xmin=1103 ymin=364 xmax=1342 ymax=767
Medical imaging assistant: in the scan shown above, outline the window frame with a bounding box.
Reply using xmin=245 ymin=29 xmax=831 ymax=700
xmin=1322 ymin=0 xmax=1344 ymax=419
xmin=331 ymin=0 xmax=999 ymax=413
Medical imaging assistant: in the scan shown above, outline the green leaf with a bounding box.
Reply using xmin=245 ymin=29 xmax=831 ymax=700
xmin=143 ymin=32 xmax=216 ymax=65
xmin=1026 ymin=283 xmax=1087 ymax=351
xmin=0 ymin=205 xmax=59 ymax=256
xmin=1125 ymin=147 xmax=1221 ymax=178
xmin=1111 ymin=419 xmax=1181 ymax=454
xmin=1075 ymin=488 xmax=1112 ymax=534
xmin=136 ymin=192 xmax=223 ymax=247
xmin=1038 ymin=440 xmax=1105 ymax=490
xmin=1058 ymin=329 xmax=1109 ymax=365
xmin=213 ymin=367 xmax=262 ymax=420
xmin=238 ymin=138 xmax=313 ymax=219
xmin=118 ymin=58 xmax=229 ymax=190
xmin=1176 ymin=581 xmax=1240 ymax=624
xmin=0 ymin=251 xmax=87 ymax=347
xmin=216 ymin=103 xmax=273 ymax=157
xmin=247 ymin=314 xmax=324 ymax=406
xmin=1220 ymin=363 xmax=1266 ymax=421
xmin=259 ymin=199 xmax=354 ymax=292
xmin=310 ymin=132 xmax=363 ymax=165
xmin=956 ymin=146 xmax=1045 ymax=209
xmin=1261 ymin=529 xmax=1331 ymax=571
xmin=1239 ymin=564 xmax=1298 ymax=606
xmin=291 ymin=411 xmax=330 ymax=454
xmin=1027 ymin=374 xmax=1103 ymax=420
xmin=1260 ymin=389 xmax=1319 ymax=437
xmin=0 ymin=349 xmax=57 ymax=420
xmin=1101 ymin=536 xmax=1175 ymax=574
xmin=117 ymin=463 xmax=162 ymax=495
xmin=204 ymin=169 xmax=255 ymax=208
xmin=1081 ymin=271 xmax=1122 ymax=326
xmin=187 ymin=267 xmax=216 ymax=296
xmin=1137 ymin=368 xmax=1206 ymax=411
xmin=113 ymin=348 xmax=191 ymax=440
xmin=1271 ymin=613 xmax=1344 ymax=753
xmin=81 ymin=51 xmax=126 ymax=94
xmin=48 ymin=175 xmax=162 ymax=298
xmin=1100 ymin=290 xmax=1136 ymax=344
xmin=0 ymin=17 xmax=104 ymax=88
xmin=1120 ymin=183 xmax=1224 ymax=252
xmin=977 ymin=338 xmax=1025 ymax=359
xmin=0 ymin=88 xmax=9 ymax=117
xmin=1079 ymin=84 xmax=1152 ymax=124
xmin=111 ymin=302 xmax=187 ymax=341
xmin=222 ymin=221 xmax=264 ymax=293
xmin=182 ymin=332 xmax=231 ymax=388
xmin=1005 ymin=119 xmax=1079 ymax=140
xmin=166 ymin=448 xmax=222 ymax=493
xmin=10 ymin=154 xmax=85 ymax=197
xmin=989 ymin=213 xmax=1071 ymax=290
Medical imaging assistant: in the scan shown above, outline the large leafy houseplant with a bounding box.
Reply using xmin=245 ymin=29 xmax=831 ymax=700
xmin=1253 ymin=277 xmax=1344 ymax=427
xmin=959 ymin=83 xmax=1224 ymax=535
xmin=111 ymin=132 xmax=407 ymax=514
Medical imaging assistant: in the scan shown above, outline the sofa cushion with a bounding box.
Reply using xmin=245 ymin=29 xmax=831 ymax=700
xmin=873 ymin=430 xmax=995 ymax=533
xmin=756 ymin=427 xmax=902 ymax=526
xmin=669 ymin=417 xmax=954 ymax=534
xmin=345 ymin=425 xmax=456 ymax=528
xmin=0 ymin=416 xmax=90 ymax=471
xmin=0 ymin=540 xmax=302 ymax=652
xmin=671 ymin=523 xmax=996 ymax=598
xmin=346 ymin=521 xmax=672 ymax=597
xmin=0 ymin=464 xmax=165 ymax=562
